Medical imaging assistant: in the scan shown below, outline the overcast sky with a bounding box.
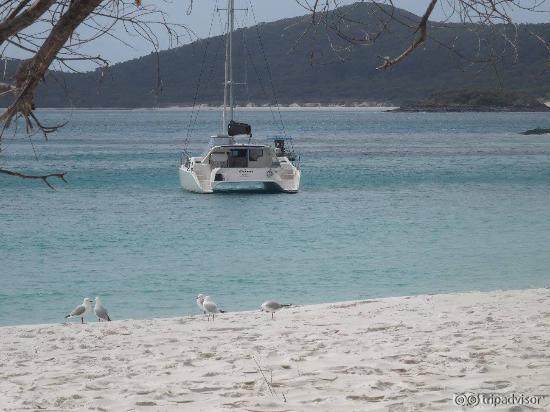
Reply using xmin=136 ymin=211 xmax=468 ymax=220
xmin=11 ymin=0 xmax=550 ymax=70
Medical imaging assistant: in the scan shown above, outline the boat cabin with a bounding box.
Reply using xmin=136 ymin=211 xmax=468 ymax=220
xmin=207 ymin=145 xmax=275 ymax=169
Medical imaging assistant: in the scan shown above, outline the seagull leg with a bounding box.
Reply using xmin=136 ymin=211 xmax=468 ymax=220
xmin=271 ymin=312 xmax=274 ymax=320
xmin=81 ymin=317 xmax=84 ymax=324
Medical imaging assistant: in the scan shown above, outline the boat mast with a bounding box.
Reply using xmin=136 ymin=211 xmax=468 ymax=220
xmin=229 ymin=0 xmax=235 ymax=123
xmin=222 ymin=0 xmax=235 ymax=135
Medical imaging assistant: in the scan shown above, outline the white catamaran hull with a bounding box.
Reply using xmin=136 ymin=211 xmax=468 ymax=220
xmin=179 ymin=165 xmax=300 ymax=193
xmin=178 ymin=0 xmax=301 ymax=194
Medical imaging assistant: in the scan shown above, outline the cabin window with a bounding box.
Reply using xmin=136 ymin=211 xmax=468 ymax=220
xmin=228 ymin=149 xmax=248 ymax=167
xmin=249 ymin=148 xmax=263 ymax=162
xmin=211 ymin=152 xmax=228 ymax=162
xmin=230 ymin=149 xmax=247 ymax=157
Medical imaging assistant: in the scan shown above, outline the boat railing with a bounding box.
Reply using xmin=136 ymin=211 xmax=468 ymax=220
xmin=180 ymin=150 xmax=191 ymax=168
xmin=286 ymin=151 xmax=297 ymax=162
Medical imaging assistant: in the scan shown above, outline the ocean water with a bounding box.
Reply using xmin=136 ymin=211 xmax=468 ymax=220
xmin=1 ymin=109 xmax=550 ymax=326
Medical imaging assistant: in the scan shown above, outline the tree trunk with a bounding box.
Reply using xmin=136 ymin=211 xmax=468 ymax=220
xmin=1 ymin=0 xmax=103 ymax=127
xmin=0 ymin=0 xmax=57 ymax=45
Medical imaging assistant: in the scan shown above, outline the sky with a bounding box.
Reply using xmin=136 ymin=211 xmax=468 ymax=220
xmin=7 ymin=0 xmax=550 ymax=70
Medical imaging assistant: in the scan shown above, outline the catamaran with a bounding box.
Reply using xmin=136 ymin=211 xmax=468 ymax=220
xmin=179 ymin=0 xmax=301 ymax=193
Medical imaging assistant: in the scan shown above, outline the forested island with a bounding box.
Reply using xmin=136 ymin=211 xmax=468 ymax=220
xmin=392 ymin=90 xmax=550 ymax=112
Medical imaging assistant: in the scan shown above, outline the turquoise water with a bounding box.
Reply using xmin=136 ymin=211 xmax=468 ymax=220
xmin=1 ymin=109 xmax=550 ymax=326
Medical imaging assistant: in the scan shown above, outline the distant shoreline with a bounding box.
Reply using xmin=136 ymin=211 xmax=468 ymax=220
xmin=31 ymin=105 xmax=398 ymax=112
xmin=390 ymin=91 xmax=550 ymax=113
xmin=22 ymin=102 xmax=549 ymax=112
xmin=391 ymin=106 xmax=550 ymax=113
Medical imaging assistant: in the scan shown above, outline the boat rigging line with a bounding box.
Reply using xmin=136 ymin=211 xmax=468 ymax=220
xmin=185 ymin=0 xmax=291 ymax=146
xmin=247 ymin=0 xmax=288 ymax=139
xmin=185 ymin=0 xmax=220 ymax=142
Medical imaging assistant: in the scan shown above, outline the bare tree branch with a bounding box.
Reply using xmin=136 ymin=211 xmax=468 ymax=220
xmin=0 ymin=0 xmax=56 ymax=45
xmin=298 ymin=0 xmax=548 ymax=71
xmin=0 ymin=0 xmax=188 ymax=187
xmin=1 ymin=0 xmax=102 ymax=136
xmin=377 ymin=0 xmax=438 ymax=70
xmin=0 ymin=167 xmax=66 ymax=189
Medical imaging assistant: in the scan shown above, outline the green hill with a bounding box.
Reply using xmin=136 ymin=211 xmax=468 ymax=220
xmin=6 ymin=2 xmax=550 ymax=107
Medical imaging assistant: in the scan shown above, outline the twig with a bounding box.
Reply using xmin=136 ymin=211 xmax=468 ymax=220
xmin=377 ymin=0 xmax=438 ymax=70
xmin=252 ymin=355 xmax=274 ymax=396
xmin=0 ymin=168 xmax=67 ymax=189
xmin=251 ymin=355 xmax=288 ymax=403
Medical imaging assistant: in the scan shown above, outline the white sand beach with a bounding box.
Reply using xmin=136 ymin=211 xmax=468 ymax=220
xmin=1 ymin=288 xmax=549 ymax=411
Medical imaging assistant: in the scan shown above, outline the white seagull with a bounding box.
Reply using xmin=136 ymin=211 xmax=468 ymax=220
xmin=94 ymin=296 xmax=111 ymax=322
xmin=202 ymin=296 xmax=220 ymax=321
xmin=65 ymin=298 xmax=93 ymax=324
xmin=196 ymin=294 xmax=206 ymax=314
xmin=261 ymin=300 xmax=291 ymax=319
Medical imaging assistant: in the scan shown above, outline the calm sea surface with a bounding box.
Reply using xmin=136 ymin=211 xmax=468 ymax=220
xmin=1 ymin=109 xmax=549 ymax=326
